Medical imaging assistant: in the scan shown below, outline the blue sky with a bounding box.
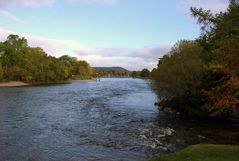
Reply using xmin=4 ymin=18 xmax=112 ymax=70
xmin=0 ymin=0 xmax=229 ymax=70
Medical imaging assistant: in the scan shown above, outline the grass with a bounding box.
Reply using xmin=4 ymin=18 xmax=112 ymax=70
xmin=149 ymin=144 xmax=239 ymax=161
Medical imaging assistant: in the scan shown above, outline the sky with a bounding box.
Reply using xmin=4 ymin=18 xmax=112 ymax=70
xmin=0 ymin=0 xmax=229 ymax=70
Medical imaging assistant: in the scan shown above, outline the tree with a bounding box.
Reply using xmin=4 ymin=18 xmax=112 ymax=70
xmin=0 ymin=35 xmax=93 ymax=83
xmin=76 ymin=60 xmax=93 ymax=79
xmin=140 ymin=68 xmax=150 ymax=78
xmin=155 ymin=41 xmax=205 ymax=97
xmin=153 ymin=40 xmax=206 ymax=115
xmin=131 ymin=71 xmax=138 ymax=78
xmin=4 ymin=34 xmax=28 ymax=53
xmin=150 ymin=68 xmax=157 ymax=78
xmin=152 ymin=0 xmax=239 ymax=118
xmin=0 ymin=62 xmax=3 ymax=81
xmin=59 ymin=55 xmax=78 ymax=76
xmin=193 ymin=1 xmax=239 ymax=118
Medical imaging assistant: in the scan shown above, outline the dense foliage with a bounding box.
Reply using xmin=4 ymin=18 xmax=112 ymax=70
xmin=131 ymin=68 xmax=150 ymax=78
xmin=152 ymin=0 xmax=239 ymax=119
xmin=0 ymin=35 xmax=93 ymax=84
xmin=93 ymin=69 xmax=129 ymax=77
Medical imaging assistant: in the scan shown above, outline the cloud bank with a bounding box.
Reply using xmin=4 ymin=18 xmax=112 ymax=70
xmin=0 ymin=27 xmax=170 ymax=70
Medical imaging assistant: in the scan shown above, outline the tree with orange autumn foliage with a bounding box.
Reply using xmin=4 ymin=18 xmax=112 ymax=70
xmin=204 ymin=76 xmax=239 ymax=118
xmin=153 ymin=0 xmax=239 ymax=119
xmin=200 ymin=1 xmax=239 ymax=118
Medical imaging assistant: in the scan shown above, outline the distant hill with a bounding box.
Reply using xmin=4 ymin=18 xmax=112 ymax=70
xmin=93 ymin=67 xmax=130 ymax=73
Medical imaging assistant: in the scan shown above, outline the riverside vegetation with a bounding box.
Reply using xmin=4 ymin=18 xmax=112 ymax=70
xmin=0 ymin=36 xmax=131 ymax=85
xmin=150 ymin=1 xmax=239 ymax=161
xmin=152 ymin=0 xmax=239 ymax=120
xmin=0 ymin=1 xmax=239 ymax=161
xmin=0 ymin=35 xmax=94 ymax=84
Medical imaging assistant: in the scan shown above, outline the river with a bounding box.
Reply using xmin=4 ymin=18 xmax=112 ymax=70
xmin=0 ymin=78 xmax=238 ymax=161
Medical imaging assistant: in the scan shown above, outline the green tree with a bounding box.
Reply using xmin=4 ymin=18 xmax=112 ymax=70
xmin=191 ymin=0 xmax=239 ymax=118
xmin=150 ymin=68 xmax=157 ymax=78
xmin=152 ymin=0 xmax=239 ymax=118
xmin=153 ymin=40 xmax=206 ymax=115
xmin=76 ymin=60 xmax=93 ymax=79
xmin=131 ymin=71 xmax=138 ymax=78
xmin=140 ymin=68 xmax=150 ymax=78
xmin=59 ymin=55 xmax=78 ymax=76
xmin=0 ymin=62 xmax=3 ymax=81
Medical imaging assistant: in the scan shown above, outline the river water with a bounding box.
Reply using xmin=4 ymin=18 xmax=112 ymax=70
xmin=0 ymin=78 xmax=238 ymax=161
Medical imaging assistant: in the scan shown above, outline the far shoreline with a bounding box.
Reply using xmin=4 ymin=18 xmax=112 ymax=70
xmin=0 ymin=79 xmax=97 ymax=87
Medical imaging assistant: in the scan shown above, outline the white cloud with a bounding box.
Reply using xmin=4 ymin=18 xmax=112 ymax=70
xmin=179 ymin=0 xmax=229 ymax=13
xmin=0 ymin=0 xmax=54 ymax=8
xmin=75 ymin=46 xmax=170 ymax=70
xmin=0 ymin=27 xmax=170 ymax=70
xmin=0 ymin=27 xmax=93 ymax=58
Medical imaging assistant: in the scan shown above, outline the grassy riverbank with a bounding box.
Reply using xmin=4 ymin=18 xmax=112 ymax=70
xmin=149 ymin=144 xmax=239 ymax=161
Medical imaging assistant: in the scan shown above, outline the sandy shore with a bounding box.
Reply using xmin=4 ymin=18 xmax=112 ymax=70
xmin=0 ymin=81 xmax=30 ymax=87
xmin=0 ymin=79 xmax=98 ymax=87
xmin=70 ymin=79 xmax=97 ymax=83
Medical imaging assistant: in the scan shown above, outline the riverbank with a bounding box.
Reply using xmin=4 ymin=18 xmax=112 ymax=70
xmin=0 ymin=79 xmax=97 ymax=87
xmin=149 ymin=144 xmax=239 ymax=161
xmin=70 ymin=79 xmax=97 ymax=83
xmin=0 ymin=81 xmax=30 ymax=87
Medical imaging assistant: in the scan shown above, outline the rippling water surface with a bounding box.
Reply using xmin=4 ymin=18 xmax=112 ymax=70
xmin=0 ymin=78 xmax=238 ymax=161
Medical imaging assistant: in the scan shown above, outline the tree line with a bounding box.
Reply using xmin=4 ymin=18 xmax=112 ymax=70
xmin=131 ymin=68 xmax=151 ymax=78
xmin=152 ymin=0 xmax=239 ymax=119
xmin=93 ymin=70 xmax=129 ymax=78
xmin=0 ymin=35 xmax=93 ymax=84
